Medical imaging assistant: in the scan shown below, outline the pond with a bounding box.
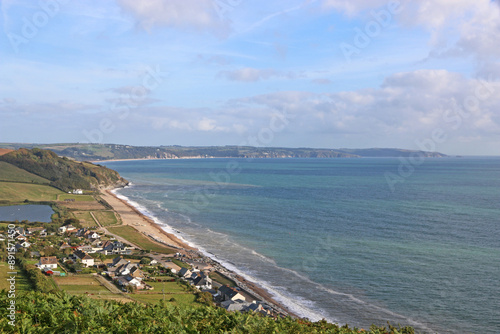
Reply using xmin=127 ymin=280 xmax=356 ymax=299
xmin=0 ymin=205 xmax=54 ymax=223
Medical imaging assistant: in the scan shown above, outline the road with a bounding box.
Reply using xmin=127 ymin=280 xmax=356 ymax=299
xmin=90 ymin=211 xmax=143 ymax=250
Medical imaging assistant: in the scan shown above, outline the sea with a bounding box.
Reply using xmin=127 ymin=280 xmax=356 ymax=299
xmin=101 ymin=157 xmax=500 ymax=334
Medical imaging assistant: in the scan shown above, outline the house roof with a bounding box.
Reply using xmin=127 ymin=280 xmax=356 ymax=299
xmin=218 ymin=286 xmax=244 ymax=300
xmin=179 ymin=267 xmax=191 ymax=276
xmin=59 ymin=242 xmax=72 ymax=249
xmin=111 ymin=257 xmax=130 ymax=268
xmin=73 ymin=249 xmax=93 ymax=261
xmin=40 ymin=256 xmax=58 ymax=265
xmin=221 ymin=299 xmax=251 ymax=312
xmin=130 ymin=267 xmax=144 ymax=277
xmin=193 ymin=276 xmax=212 ymax=286
xmin=115 ymin=276 xmax=128 ymax=286
xmin=245 ymin=302 xmax=264 ymax=312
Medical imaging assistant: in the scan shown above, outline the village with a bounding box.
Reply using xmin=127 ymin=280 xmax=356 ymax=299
xmin=0 ymin=217 xmax=286 ymax=318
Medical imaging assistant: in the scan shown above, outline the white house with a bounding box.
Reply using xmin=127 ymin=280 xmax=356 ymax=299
xmin=72 ymin=189 xmax=83 ymax=195
xmin=218 ymin=286 xmax=246 ymax=302
xmin=179 ymin=267 xmax=192 ymax=278
xmin=73 ymin=250 xmax=94 ymax=267
xmin=193 ymin=275 xmax=212 ymax=290
xmin=36 ymin=256 xmax=58 ymax=270
xmin=84 ymin=232 xmax=100 ymax=240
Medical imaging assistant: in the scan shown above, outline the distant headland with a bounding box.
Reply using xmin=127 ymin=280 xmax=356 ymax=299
xmin=0 ymin=143 xmax=447 ymax=161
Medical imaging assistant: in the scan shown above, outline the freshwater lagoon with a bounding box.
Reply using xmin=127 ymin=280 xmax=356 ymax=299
xmin=0 ymin=204 xmax=54 ymax=223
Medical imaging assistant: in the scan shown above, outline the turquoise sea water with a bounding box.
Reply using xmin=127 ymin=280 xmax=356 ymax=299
xmin=0 ymin=204 xmax=54 ymax=223
xmin=102 ymin=158 xmax=500 ymax=333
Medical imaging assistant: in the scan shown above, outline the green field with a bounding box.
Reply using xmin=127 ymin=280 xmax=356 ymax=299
xmin=209 ymin=271 xmax=237 ymax=287
xmin=107 ymin=225 xmax=175 ymax=254
xmin=172 ymin=258 xmax=191 ymax=269
xmin=0 ymin=161 xmax=50 ymax=184
xmin=0 ymin=182 xmax=64 ymax=202
xmin=93 ymin=210 xmax=119 ymax=226
xmin=72 ymin=211 xmax=98 ymax=228
xmin=54 ymin=276 xmax=110 ymax=295
xmin=132 ymin=292 xmax=197 ymax=306
xmin=147 ymin=281 xmax=188 ymax=293
xmin=58 ymin=194 xmax=95 ymax=202
xmin=60 ymin=284 xmax=111 ymax=295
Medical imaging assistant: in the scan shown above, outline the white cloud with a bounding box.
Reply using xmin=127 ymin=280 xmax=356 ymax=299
xmin=2 ymin=70 xmax=498 ymax=154
xmin=311 ymin=78 xmax=333 ymax=85
xmin=116 ymin=0 xmax=229 ymax=35
xmin=323 ymin=0 xmax=500 ymax=63
xmin=198 ymin=118 xmax=217 ymax=131
xmin=224 ymin=69 xmax=500 ymax=152
xmin=218 ymin=67 xmax=298 ymax=82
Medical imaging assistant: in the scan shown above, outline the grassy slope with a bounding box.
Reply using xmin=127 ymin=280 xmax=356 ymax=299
xmin=0 ymin=182 xmax=64 ymax=202
xmin=58 ymin=194 xmax=95 ymax=202
xmin=93 ymin=210 xmax=119 ymax=226
xmin=0 ymin=161 xmax=49 ymax=184
xmin=107 ymin=225 xmax=175 ymax=254
xmin=72 ymin=211 xmax=98 ymax=228
xmin=209 ymin=271 xmax=237 ymax=287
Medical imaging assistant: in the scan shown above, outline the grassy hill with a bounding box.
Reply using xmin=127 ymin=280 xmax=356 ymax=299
xmin=0 ymin=161 xmax=50 ymax=184
xmin=0 ymin=182 xmax=64 ymax=202
xmin=0 ymin=148 xmax=128 ymax=192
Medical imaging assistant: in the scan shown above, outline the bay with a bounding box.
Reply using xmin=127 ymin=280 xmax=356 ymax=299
xmin=103 ymin=157 xmax=500 ymax=333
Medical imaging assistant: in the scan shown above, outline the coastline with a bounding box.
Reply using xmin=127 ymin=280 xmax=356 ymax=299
xmin=101 ymin=186 xmax=300 ymax=319
xmin=92 ymin=157 xmax=240 ymax=163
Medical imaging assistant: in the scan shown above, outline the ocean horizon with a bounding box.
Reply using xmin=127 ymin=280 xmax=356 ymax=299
xmin=102 ymin=157 xmax=500 ymax=334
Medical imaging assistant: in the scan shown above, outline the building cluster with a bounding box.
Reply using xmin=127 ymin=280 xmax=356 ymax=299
xmin=0 ymin=226 xmax=36 ymax=250
xmin=7 ymin=224 xmax=281 ymax=318
xmin=103 ymin=256 xmax=150 ymax=290
xmin=177 ymin=267 xmax=272 ymax=316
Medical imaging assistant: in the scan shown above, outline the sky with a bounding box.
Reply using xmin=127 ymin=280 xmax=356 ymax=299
xmin=0 ymin=0 xmax=499 ymax=155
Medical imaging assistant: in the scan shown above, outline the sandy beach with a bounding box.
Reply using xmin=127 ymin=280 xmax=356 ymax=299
xmin=100 ymin=187 xmax=298 ymax=318
xmin=100 ymin=189 xmax=194 ymax=250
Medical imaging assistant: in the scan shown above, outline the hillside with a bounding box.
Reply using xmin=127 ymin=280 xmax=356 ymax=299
xmin=0 ymin=161 xmax=50 ymax=184
xmin=0 ymin=148 xmax=128 ymax=192
xmin=0 ymin=149 xmax=13 ymax=156
xmin=0 ymin=143 xmax=447 ymax=161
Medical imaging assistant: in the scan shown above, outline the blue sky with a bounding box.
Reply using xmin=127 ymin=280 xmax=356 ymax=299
xmin=1 ymin=0 xmax=499 ymax=155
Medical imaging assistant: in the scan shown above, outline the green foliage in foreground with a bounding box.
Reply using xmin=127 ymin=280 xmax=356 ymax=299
xmin=0 ymin=291 xmax=416 ymax=334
